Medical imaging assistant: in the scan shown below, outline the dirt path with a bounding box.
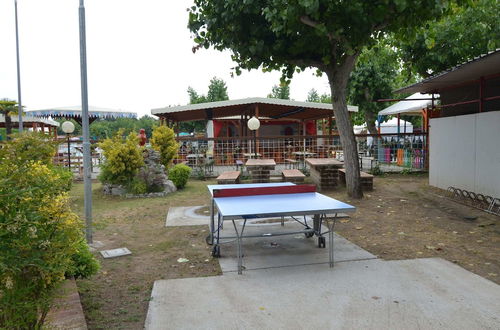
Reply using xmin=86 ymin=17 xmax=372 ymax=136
xmin=327 ymin=174 xmax=499 ymax=284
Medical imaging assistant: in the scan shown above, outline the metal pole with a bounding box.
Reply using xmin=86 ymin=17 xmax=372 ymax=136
xmin=14 ymin=0 xmax=23 ymax=132
xmin=79 ymin=0 xmax=92 ymax=243
xmin=254 ymin=130 xmax=257 ymax=158
xmin=67 ymin=134 xmax=71 ymax=169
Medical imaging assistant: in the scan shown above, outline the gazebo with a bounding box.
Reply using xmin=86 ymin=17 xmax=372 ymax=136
xmin=151 ymin=97 xmax=358 ymax=165
xmin=0 ymin=115 xmax=60 ymax=139
xmin=25 ymin=105 xmax=137 ymax=125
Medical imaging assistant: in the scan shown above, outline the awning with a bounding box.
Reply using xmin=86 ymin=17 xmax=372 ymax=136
xmin=378 ymin=93 xmax=433 ymax=116
xmin=395 ymin=49 xmax=500 ymax=94
xmin=0 ymin=114 xmax=59 ymax=127
xmin=25 ymin=105 xmax=137 ymax=120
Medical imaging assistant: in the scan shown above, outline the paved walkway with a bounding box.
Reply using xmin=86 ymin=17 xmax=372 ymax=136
xmin=147 ymin=211 xmax=500 ymax=329
xmin=146 ymin=258 xmax=500 ymax=330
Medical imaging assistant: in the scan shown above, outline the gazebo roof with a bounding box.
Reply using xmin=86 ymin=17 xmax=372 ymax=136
xmin=25 ymin=105 xmax=137 ymax=120
xmin=0 ymin=115 xmax=59 ymax=127
xmin=151 ymin=97 xmax=358 ymax=122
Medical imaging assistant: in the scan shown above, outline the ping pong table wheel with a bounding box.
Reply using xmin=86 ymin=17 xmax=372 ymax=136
xmin=304 ymin=231 xmax=314 ymax=238
xmin=211 ymin=246 xmax=221 ymax=258
xmin=318 ymin=236 xmax=326 ymax=248
xmin=205 ymin=234 xmax=213 ymax=245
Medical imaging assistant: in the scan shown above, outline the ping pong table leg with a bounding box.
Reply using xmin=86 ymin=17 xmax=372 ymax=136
xmin=209 ymin=198 xmax=215 ymax=245
xmin=314 ymin=214 xmax=326 ymax=248
xmin=232 ymin=219 xmax=245 ymax=274
xmin=326 ymin=214 xmax=337 ymax=267
xmin=211 ymin=212 xmax=222 ymax=258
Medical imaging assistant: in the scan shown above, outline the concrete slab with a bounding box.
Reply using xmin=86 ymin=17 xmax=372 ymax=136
xmin=145 ymin=258 xmax=500 ymax=330
xmin=216 ymin=220 xmax=375 ymax=272
xmin=165 ymin=206 xmax=210 ymax=226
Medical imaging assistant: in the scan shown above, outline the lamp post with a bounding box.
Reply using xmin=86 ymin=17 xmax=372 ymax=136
xmin=14 ymin=0 xmax=23 ymax=132
xmin=62 ymin=121 xmax=75 ymax=170
xmin=79 ymin=0 xmax=92 ymax=244
xmin=247 ymin=116 xmax=260 ymax=158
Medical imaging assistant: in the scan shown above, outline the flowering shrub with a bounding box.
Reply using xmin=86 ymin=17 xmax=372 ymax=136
xmin=0 ymin=133 xmax=98 ymax=328
xmin=168 ymin=163 xmax=192 ymax=189
xmin=98 ymin=130 xmax=144 ymax=185
xmin=150 ymin=125 xmax=178 ymax=170
xmin=0 ymin=131 xmax=58 ymax=165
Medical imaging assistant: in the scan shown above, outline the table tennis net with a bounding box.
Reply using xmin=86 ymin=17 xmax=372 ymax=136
xmin=212 ymin=184 xmax=316 ymax=198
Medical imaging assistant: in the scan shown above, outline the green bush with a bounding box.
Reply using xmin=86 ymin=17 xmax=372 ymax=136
xmin=51 ymin=166 xmax=74 ymax=191
xmin=0 ymin=134 xmax=98 ymax=328
xmin=66 ymin=240 xmax=100 ymax=279
xmin=169 ymin=164 xmax=192 ymax=189
xmin=127 ymin=178 xmax=148 ymax=195
xmin=150 ymin=125 xmax=178 ymax=170
xmin=0 ymin=131 xmax=59 ymax=165
xmin=370 ymin=164 xmax=384 ymax=176
xmin=98 ymin=130 xmax=144 ymax=185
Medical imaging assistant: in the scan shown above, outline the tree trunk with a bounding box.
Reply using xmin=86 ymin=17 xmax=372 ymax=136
xmin=325 ymin=57 xmax=363 ymax=199
xmin=364 ymin=110 xmax=378 ymax=135
xmin=5 ymin=114 xmax=12 ymax=139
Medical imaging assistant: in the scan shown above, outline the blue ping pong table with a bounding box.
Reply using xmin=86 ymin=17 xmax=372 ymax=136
xmin=207 ymin=183 xmax=356 ymax=274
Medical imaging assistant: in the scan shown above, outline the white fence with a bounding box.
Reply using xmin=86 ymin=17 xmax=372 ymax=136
xmin=429 ymin=111 xmax=500 ymax=198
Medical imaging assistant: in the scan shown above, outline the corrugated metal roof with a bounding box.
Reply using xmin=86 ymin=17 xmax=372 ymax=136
xmin=395 ymin=48 xmax=500 ymax=94
xmin=151 ymin=97 xmax=357 ymax=122
xmin=152 ymin=97 xmax=357 ymax=115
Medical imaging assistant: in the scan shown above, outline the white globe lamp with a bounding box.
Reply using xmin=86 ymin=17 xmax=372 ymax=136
xmin=247 ymin=116 xmax=260 ymax=158
xmin=61 ymin=121 xmax=75 ymax=170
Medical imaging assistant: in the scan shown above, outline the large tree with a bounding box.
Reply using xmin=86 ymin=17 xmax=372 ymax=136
xmin=268 ymin=82 xmax=290 ymax=99
xmin=188 ymin=0 xmax=456 ymax=198
xmin=182 ymin=77 xmax=230 ymax=133
xmin=0 ymin=99 xmax=18 ymax=139
xmin=395 ymin=0 xmax=500 ymax=77
xmin=348 ymin=44 xmax=399 ymax=134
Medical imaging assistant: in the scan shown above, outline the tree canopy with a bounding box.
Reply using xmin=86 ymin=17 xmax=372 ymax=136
xmin=348 ymin=44 xmax=400 ymax=134
xmin=395 ymin=0 xmax=500 ymax=77
xmin=306 ymin=88 xmax=330 ymax=104
xmin=267 ymin=82 xmax=290 ymax=99
xmin=0 ymin=99 xmax=18 ymax=139
xmin=182 ymin=77 xmax=229 ymax=133
xmin=188 ymin=0 xmax=460 ymax=198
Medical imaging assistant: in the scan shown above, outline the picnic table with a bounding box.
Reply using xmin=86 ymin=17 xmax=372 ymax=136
xmin=207 ymin=183 xmax=356 ymax=274
xmin=245 ymin=158 xmax=276 ymax=183
xmin=306 ymin=158 xmax=344 ymax=190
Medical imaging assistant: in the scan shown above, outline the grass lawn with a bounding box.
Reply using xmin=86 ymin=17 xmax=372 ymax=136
xmin=71 ymin=175 xmax=499 ymax=329
xmin=71 ymin=180 xmax=221 ymax=329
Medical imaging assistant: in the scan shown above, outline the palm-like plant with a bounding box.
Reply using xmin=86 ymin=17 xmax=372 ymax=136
xmin=0 ymin=99 xmax=18 ymax=139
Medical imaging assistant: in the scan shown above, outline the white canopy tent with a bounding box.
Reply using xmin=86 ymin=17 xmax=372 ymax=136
xmin=378 ymin=93 xmax=433 ymax=116
xmin=354 ymin=118 xmax=413 ymax=135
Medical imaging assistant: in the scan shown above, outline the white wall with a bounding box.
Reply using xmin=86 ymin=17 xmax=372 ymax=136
xmin=429 ymin=111 xmax=500 ymax=198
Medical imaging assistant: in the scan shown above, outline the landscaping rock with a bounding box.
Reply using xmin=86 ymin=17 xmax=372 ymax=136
xmin=102 ymin=148 xmax=177 ymax=197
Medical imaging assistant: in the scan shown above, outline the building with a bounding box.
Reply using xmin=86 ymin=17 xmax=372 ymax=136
xmin=395 ymin=49 xmax=500 ymax=198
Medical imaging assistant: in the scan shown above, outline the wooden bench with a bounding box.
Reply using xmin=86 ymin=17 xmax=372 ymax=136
xmin=216 ymin=171 xmax=241 ymax=184
xmin=282 ymin=169 xmax=306 ymax=183
xmin=338 ymin=168 xmax=374 ymax=191
xmin=284 ymin=158 xmax=298 ymax=169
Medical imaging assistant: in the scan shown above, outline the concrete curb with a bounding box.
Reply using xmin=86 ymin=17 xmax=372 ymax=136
xmin=46 ymin=278 xmax=87 ymax=330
